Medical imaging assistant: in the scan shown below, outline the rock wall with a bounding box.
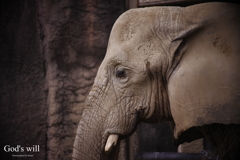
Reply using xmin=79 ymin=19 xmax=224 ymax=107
xmin=38 ymin=0 xmax=125 ymax=159
xmin=0 ymin=0 xmax=47 ymax=159
xmin=0 ymin=0 xmax=125 ymax=159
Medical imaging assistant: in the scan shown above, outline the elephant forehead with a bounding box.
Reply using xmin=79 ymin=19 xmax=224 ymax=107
xmin=104 ymin=47 xmax=146 ymax=69
xmin=107 ymin=22 xmax=162 ymax=62
xmin=110 ymin=8 xmax=156 ymax=42
xmin=107 ymin=6 xmax=181 ymax=61
xmin=109 ymin=6 xmax=180 ymax=43
xmin=107 ymin=39 xmax=158 ymax=60
xmin=109 ymin=22 xmax=158 ymax=58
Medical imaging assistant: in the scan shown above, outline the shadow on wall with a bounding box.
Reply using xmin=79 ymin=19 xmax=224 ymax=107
xmin=138 ymin=122 xmax=177 ymax=153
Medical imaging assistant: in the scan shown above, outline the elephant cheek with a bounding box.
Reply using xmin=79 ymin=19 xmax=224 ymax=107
xmin=104 ymin=108 xmax=139 ymax=136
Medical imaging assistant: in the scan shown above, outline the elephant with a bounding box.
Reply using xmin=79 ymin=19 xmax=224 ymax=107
xmin=73 ymin=2 xmax=240 ymax=160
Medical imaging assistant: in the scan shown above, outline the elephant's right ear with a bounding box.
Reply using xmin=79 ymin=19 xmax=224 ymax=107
xmin=166 ymin=5 xmax=208 ymax=78
xmin=171 ymin=22 xmax=201 ymax=42
xmin=169 ymin=17 xmax=202 ymax=55
xmin=170 ymin=2 xmax=215 ymax=41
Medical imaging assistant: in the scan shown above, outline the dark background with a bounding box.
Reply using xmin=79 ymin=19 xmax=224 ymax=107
xmin=1 ymin=0 xmax=239 ymax=160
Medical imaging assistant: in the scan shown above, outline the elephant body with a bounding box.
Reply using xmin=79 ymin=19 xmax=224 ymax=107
xmin=73 ymin=2 xmax=240 ymax=160
xmin=168 ymin=2 xmax=240 ymax=142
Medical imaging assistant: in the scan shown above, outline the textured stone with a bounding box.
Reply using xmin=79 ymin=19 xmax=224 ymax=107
xmin=0 ymin=0 xmax=125 ymax=159
xmin=38 ymin=0 xmax=125 ymax=159
xmin=0 ymin=0 xmax=47 ymax=159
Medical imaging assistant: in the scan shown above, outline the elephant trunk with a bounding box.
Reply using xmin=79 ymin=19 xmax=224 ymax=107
xmin=73 ymin=107 xmax=108 ymax=160
xmin=73 ymin=85 xmax=120 ymax=160
xmin=73 ymin=72 xmax=140 ymax=159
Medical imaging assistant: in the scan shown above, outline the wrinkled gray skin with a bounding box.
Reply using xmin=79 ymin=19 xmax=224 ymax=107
xmin=73 ymin=2 xmax=240 ymax=160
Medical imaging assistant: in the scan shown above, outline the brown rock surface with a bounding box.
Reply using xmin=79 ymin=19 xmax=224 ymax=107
xmin=0 ymin=0 xmax=124 ymax=159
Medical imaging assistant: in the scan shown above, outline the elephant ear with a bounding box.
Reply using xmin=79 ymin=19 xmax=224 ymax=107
xmin=167 ymin=2 xmax=240 ymax=145
xmin=168 ymin=2 xmax=235 ymax=75
xmin=167 ymin=25 xmax=201 ymax=79
xmin=165 ymin=2 xmax=222 ymax=78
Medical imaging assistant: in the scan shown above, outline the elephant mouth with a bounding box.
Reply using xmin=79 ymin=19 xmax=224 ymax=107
xmin=104 ymin=134 xmax=119 ymax=153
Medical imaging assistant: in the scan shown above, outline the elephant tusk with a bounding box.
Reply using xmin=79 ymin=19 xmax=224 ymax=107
xmin=105 ymin=134 xmax=119 ymax=153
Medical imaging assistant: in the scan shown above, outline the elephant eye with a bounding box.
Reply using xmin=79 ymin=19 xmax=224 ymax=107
xmin=115 ymin=66 xmax=130 ymax=83
xmin=116 ymin=68 xmax=126 ymax=78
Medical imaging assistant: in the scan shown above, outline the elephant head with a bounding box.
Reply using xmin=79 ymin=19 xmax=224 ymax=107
xmin=73 ymin=2 xmax=240 ymax=160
